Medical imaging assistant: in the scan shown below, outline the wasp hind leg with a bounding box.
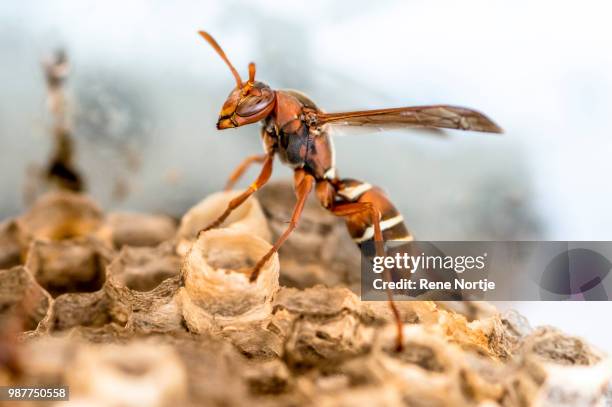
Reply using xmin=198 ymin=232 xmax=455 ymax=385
xmin=317 ymin=178 xmax=413 ymax=351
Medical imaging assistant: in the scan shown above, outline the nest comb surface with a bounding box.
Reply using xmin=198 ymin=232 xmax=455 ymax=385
xmin=0 ymin=184 xmax=610 ymax=407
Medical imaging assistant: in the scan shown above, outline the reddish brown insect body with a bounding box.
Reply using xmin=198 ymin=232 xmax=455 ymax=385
xmin=197 ymin=31 xmax=502 ymax=350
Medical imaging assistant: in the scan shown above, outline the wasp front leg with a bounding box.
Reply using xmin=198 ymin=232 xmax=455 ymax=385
xmin=198 ymin=152 xmax=274 ymax=236
xmin=224 ymin=153 xmax=268 ymax=191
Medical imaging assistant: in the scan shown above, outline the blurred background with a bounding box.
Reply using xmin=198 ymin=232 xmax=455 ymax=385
xmin=1 ymin=0 xmax=611 ymax=351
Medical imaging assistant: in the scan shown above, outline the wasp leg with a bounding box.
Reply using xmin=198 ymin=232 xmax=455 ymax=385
xmin=224 ymin=153 xmax=267 ymax=191
xmin=249 ymin=169 xmax=314 ymax=282
xmin=327 ymin=199 xmax=405 ymax=352
xmin=198 ymin=152 xmax=274 ymax=235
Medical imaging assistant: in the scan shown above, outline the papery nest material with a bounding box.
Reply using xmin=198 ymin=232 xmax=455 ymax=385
xmin=106 ymin=212 xmax=177 ymax=249
xmin=365 ymin=299 xmax=510 ymax=359
xmin=271 ymin=286 xmax=375 ymax=369
xmin=0 ymin=220 xmax=29 ymax=269
xmin=62 ymin=341 xmax=188 ymax=407
xmin=176 ymin=190 xmax=271 ymax=256
xmin=25 ymin=237 xmax=113 ymax=297
xmin=0 ymin=266 xmax=52 ymax=332
xmin=293 ymin=321 xmax=506 ymax=407
xmin=178 ymin=228 xmax=279 ymax=333
xmin=106 ymin=242 xmax=181 ymax=293
xmin=372 ymin=324 xmax=502 ymax=405
xmin=18 ymin=191 xmax=111 ymax=245
xmin=509 ymin=327 xmax=612 ymax=406
xmin=105 ymin=242 xmax=183 ymax=334
xmin=38 ymin=290 xmax=112 ymax=334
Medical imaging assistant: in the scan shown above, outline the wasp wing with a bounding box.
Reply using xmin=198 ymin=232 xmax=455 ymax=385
xmin=328 ymin=123 xmax=448 ymax=138
xmin=315 ymin=105 xmax=502 ymax=133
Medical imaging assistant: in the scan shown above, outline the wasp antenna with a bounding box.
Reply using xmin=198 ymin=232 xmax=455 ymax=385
xmin=248 ymin=62 xmax=256 ymax=84
xmin=198 ymin=31 xmax=242 ymax=88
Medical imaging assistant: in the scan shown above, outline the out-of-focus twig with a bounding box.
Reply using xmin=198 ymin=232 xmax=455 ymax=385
xmin=42 ymin=50 xmax=85 ymax=193
xmin=43 ymin=49 xmax=70 ymax=122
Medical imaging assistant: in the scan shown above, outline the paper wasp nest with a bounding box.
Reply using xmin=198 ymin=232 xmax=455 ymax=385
xmin=179 ymin=228 xmax=280 ymax=333
xmin=176 ymin=190 xmax=271 ymax=256
xmin=0 ymin=266 xmax=51 ymax=331
xmin=1 ymin=182 xmax=610 ymax=407
xmin=104 ymin=242 xmax=183 ymax=333
xmin=107 ymin=212 xmax=176 ymax=249
xmin=26 ymin=237 xmax=112 ymax=297
xmin=18 ymin=191 xmax=109 ymax=243
xmin=64 ymin=341 xmax=188 ymax=407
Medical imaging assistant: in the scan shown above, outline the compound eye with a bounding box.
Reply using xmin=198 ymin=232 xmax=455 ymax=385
xmin=236 ymin=90 xmax=274 ymax=117
xmin=221 ymin=88 xmax=242 ymax=113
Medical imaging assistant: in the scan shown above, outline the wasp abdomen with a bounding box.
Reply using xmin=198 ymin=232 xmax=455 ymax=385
xmin=335 ymin=178 xmax=413 ymax=246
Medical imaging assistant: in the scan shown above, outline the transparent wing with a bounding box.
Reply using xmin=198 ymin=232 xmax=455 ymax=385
xmin=316 ymin=105 xmax=502 ymax=133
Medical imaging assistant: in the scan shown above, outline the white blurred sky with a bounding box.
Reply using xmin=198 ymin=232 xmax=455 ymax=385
xmin=1 ymin=0 xmax=612 ymax=352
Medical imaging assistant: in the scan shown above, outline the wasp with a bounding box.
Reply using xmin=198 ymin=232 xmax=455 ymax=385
xmin=197 ymin=31 xmax=502 ymax=349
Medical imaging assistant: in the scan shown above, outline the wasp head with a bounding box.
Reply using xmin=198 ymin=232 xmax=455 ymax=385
xmin=199 ymin=31 xmax=276 ymax=130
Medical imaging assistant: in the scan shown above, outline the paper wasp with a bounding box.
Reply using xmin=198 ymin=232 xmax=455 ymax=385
xmin=197 ymin=31 xmax=502 ymax=350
